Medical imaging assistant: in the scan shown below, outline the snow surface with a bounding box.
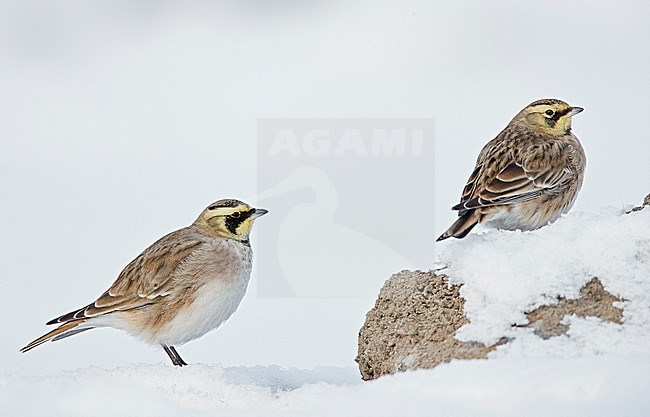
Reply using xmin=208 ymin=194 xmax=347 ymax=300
xmin=441 ymin=207 xmax=650 ymax=359
xmin=2 ymin=357 xmax=649 ymax=417
xmin=3 ymin=207 xmax=649 ymax=416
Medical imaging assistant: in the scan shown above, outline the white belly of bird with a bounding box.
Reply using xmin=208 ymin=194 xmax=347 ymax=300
xmin=486 ymin=201 xmax=567 ymax=231
xmin=156 ymin=270 xmax=251 ymax=346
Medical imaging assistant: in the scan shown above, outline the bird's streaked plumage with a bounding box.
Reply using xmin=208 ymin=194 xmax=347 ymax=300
xmin=438 ymin=99 xmax=586 ymax=241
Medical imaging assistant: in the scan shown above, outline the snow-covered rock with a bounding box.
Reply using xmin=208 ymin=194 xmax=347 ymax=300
xmin=356 ymin=269 xmax=497 ymax=380
xmin=357 ymin=196 xmax=650 ymax=380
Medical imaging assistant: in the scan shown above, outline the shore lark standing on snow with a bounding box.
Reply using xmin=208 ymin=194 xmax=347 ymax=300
xmin=21 ymin=199 xmax=268 ymax=366
xmin=438 ymin=98 xmax=586 ymax=241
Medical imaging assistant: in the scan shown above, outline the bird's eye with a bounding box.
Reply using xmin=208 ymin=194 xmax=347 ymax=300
xmin=545 ymin=109 xmax=555 ymax=117
xmin=229 ymin=212 xmax=241 ymax=219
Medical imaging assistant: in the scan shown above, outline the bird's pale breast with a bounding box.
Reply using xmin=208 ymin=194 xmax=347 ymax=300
xmin=120 ymin=238 xmax=253 ymax=346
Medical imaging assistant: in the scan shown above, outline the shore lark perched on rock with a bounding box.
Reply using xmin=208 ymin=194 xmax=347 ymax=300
xmin=21 ymin=199 xmax=267 ymax=366
xmin=438 ymin=99 xmax=586 ymax=241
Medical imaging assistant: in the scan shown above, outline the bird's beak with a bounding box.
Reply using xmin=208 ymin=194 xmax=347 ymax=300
xmin=250 ymin=208 xmax=269 ymax=219
xmin=566 ymin=106 xmax=584 ymax=117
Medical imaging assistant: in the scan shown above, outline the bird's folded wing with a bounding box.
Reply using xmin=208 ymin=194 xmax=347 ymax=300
xmin=453 ymin=159 xmax=572 ymax=211
xmin=47 ymin=231 xmax=203 ymax=324
xmin=461 ymin=164 xmax=481 ymax=202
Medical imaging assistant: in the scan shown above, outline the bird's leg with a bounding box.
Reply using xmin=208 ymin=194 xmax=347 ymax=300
xmin=162 ymin=344 xmax=179 ymax=366
xmin=162 ymin=344 xmax=187 ymax=367
xmin=169 ymin=346 xmax=188 ymax=366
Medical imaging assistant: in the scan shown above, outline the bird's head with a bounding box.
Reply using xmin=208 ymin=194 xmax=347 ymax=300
xmin=514 ymin=98 xmax=583 ymax=136
xmin=194 ymin=199 xmax=268 ymax=241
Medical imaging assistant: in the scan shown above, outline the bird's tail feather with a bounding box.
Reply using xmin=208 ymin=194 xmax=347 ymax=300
xmin=437 ymin=211 xmax=480 ymax=241
xmin=20 ymin=320 xmax=91 ymax=353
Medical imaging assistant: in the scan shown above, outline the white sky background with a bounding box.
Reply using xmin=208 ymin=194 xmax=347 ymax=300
xmin=1 ymin=1 xmax=648 ymax=375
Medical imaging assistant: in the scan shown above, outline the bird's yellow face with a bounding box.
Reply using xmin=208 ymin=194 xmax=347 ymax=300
xmin=195 ymin=199 xmax=268 ymax=241
xmin=516 ymin=99 xmax=583 ymax=136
